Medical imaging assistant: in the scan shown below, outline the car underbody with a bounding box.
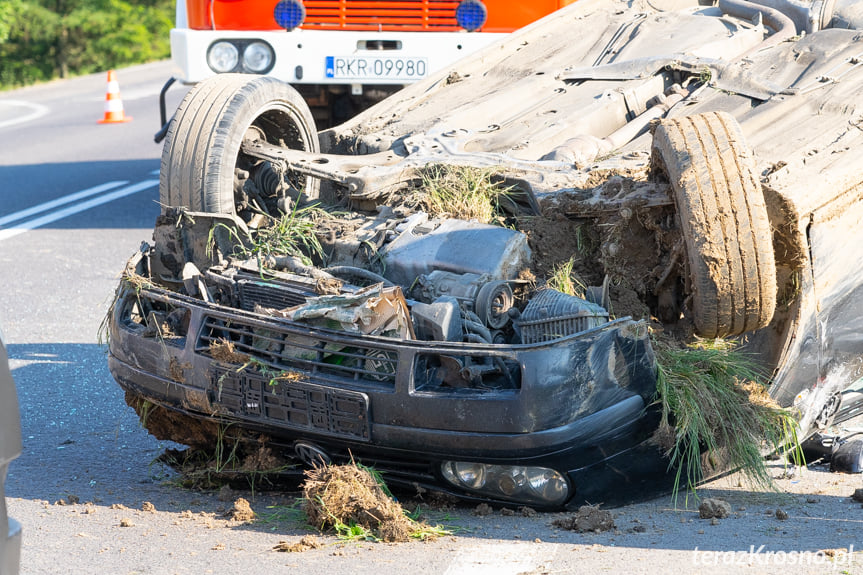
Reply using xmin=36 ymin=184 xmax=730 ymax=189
xmin=108 ymin=0 xmax=863 ymax=507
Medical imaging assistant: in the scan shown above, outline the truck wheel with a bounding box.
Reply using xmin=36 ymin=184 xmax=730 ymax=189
xmin=651 ymin=111 xmax=776 ymax=339
xmin=160 ymin=74 xmax=319 ymax=219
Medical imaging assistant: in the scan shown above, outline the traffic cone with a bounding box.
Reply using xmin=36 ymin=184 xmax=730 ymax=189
xmin=97 ymin=70 xmax=132 ymax=124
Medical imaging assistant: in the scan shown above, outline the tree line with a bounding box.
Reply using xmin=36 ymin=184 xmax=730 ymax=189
xmin=0 ymin=0 xmax=173 ymax=88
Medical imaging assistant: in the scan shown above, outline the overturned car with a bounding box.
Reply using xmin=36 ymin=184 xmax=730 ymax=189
xmin=108 ymin=0 xmax=863 ymax=508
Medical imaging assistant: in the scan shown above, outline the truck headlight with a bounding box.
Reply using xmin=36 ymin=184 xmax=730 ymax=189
xmin=441 ymin=461 xmax=569 ymax=506
xmin=208 ymin=41 xmax=239 ymax=73
xmin=243 ymin=41 xmax=275 ymax=73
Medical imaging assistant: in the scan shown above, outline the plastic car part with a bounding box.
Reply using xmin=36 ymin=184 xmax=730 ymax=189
xmin=159 ymin=74 xmax=319 ymax=222
xmin=651 ymin=111 xmax=777 ymax=339
xmin=830 ymin=436 xmax=863 ymax=473
xmin=410 ymin=296 xmax=463 ymax=342
xmin=381 ymin=218 xmax=531 ymax=287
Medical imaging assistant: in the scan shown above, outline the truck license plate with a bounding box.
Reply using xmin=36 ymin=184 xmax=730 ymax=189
xmin=325 ymin=56 xmax=428 ymax=81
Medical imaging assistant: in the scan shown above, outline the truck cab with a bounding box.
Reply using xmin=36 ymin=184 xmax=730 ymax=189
xmin=162 ymin=0 xmax=577 ymax=128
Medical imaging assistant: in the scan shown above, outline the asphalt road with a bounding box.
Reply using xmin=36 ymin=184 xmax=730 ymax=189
xmin=1 ymin=62 xmax=863 ymax=575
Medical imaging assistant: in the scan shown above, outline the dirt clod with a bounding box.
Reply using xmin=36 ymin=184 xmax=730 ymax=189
xmin=119 ymin=518 xmax=134 ymax=527
xmin=552 ymin=505 xmax=615 ymax=533
xmin=775 ymin=508 xmax=788 ymax=520
xmin=209 ymin=338 xmax=250 ymax=364
xmin=698 ymin=498 xmax=731 ymax=519
xmin=227 ymin=498 xmax=255 ymax=522
xmin=520 ymin=506 xmax=538 ymax=517
xmin=273 ymin=535 xmax=323 ymax=553
xmin=218 ymin=485 xmax=234 ymax=502
xmin=822 ymin=548 xmax=850 ymax=558
xmin=142 ymin=502 xmax=156 ymax=513
xmin=473 ymin=503 xmax=494 ymax=516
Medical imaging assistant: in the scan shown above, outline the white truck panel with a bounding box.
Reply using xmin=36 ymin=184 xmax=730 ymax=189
xmin=170 ymin=28 xmax=506 ymax=85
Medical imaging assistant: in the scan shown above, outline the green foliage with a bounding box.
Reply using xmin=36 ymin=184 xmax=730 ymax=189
xmin=0 ymin=0 xmax=24 ymax=43
xmin=212 ymin=202 xmax=329 ymax=267
xmin=418 ymin=164 xmax=517 ymax=225
xmin=0 ymin=0 xmax=172 ymax=89
xmin=654 ymin=339 xmax=802 ymax=505
xmin=546 ymin=257 xmax=586 ymax=298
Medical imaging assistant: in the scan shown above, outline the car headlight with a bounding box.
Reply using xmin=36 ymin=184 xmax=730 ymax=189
xmin=208 ymin=41 xmax=239 ymax=73
xmin=243 ymin=41 xmax=275 ymax=73
xmin=441 ymin=461 xmax=569 ymax=506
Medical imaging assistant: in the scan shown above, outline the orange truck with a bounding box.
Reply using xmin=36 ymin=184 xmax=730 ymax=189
xmin=157 ymin=0 xmax=576 ymax=134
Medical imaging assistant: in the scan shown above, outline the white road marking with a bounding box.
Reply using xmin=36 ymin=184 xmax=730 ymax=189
xmin=0 ymin=181 xmax=128 ymax=227
xmin=443 ymin=541 xmax=557 ymax=575
xmin=0 ymin=179 xmax=158 ymax=242
xmin=0 ymin=100 xmax=50 ymax=129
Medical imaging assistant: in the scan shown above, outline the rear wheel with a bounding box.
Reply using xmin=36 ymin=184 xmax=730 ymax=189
xmin=160 ymin=74 xmax=319 ymax=221
xmin=651 ymin=111 xmax=776 ymax=338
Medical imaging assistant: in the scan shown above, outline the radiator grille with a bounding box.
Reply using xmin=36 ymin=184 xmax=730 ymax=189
xmin=197 ymin=314 xmax=399 ymax=387
xmin=304 ymin=0 xmax=460 ymax=31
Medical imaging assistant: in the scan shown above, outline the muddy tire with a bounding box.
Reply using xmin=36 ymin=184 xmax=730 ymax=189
xmin=159 ymin=74 xmax=319 ymax=217
xmin=652 ymin=111 xmax=776 ymax=338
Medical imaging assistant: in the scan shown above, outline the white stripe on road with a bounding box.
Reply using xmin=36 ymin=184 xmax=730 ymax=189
xmin=443 ymin=542 xmax=557 ymax=575
xmin=0 ymin=100 xmax=50 ymax=129
xmin=0 ymin=179 xmax=159 ymax=242
xmin=0 ymin=181 xmax=128 ymax=227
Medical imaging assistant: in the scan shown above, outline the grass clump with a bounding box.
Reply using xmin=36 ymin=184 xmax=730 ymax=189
xmin=302 ymin=462 xmax=450 ymax=542
xmin=546 ymin=257 xmax=586 ymax=298
xmin=244 ymin=203 xmax=328 ymax=265
xmin=654 ymin=339 xmax=801 ymax=503
xmin=210 ymin=202 xmax=328 ymax=266
xmin=418 ymin=164 xmax=516 ymax=224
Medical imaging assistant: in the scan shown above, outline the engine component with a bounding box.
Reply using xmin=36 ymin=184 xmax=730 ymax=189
xmin=517 ymin=289 xmax=609 ymax=344
xmin=381 ymin=218 xmax=530 ymax=288
xmin=413 ymin=271 xmax=518 ymax=330
xmin=410 ymin=296 xmax=463 ymax=342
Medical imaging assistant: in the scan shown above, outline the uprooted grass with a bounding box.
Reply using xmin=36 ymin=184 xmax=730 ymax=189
xmin=545 ymin=257 xmax=587 ymax=298
xmin=413 ymin=164 xmax=518 ymax=225
xmin=653 ymin=338 xmax=802 ymax=505
xmin=209 ymin=202 xmax=330 ymax=266
xmin=302 ymin=463 xmax=450 ymax=542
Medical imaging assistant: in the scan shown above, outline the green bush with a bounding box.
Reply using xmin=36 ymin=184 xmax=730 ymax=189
xmin=0 ymin=0 xmax=172 ymax=89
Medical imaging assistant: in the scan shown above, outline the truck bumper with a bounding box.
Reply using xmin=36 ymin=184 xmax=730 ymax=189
xmin=170 ymin=28 xmax=506 ymax=85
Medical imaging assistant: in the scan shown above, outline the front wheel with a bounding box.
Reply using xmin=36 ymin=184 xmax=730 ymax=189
xmin=159 ymin=74 xmax=320 ymax=220
xmin=651 ymin=111 xmax=776 ymax=339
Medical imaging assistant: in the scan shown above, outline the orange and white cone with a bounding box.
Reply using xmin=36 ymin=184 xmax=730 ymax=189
xmin=97 ymin=70 xmax=132 ymax=124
